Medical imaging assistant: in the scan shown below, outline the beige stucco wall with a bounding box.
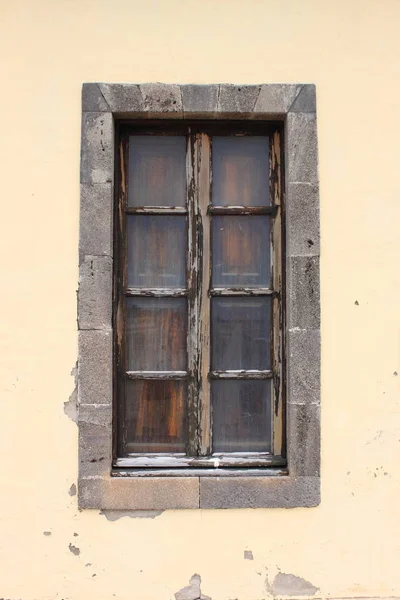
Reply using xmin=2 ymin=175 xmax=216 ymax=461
xmin=0 ymin=1 xmax=399 ymax=598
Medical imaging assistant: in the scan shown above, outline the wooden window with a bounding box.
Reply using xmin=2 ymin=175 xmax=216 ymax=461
xmin=114 ymin=122 xmax=284 ymax=470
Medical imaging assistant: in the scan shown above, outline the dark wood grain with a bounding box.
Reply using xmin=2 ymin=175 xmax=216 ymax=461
xmin=125 ymin=380 xmax=187 ymax=453
xmin=211 ymin=136 xmax=270 ymax=207
xmin=126 ymin=297 xmax=187 ymax=371
xmin=212 ymin=215 xmax=271 ymax=287
xmin=128 ymin=135 xmax=186 ymax=207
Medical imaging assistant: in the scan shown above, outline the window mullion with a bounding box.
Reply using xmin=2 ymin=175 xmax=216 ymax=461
xmin=116 ymin=131 xmax=129 ymax=458
xmin=186 ymin=132 xmax=200 ymax=456
xmin=197 ymin=133 xmax=211 ymax=456
xmin=271 ymin=130 xmax=284 ymax=458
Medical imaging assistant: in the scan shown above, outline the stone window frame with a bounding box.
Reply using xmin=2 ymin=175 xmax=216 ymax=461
xmin=78 ymin=83 xmax=320 ymax=510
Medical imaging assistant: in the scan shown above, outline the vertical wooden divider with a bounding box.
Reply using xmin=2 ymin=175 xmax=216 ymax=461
xmin=198 ymin=134 xmax=211 ymax=456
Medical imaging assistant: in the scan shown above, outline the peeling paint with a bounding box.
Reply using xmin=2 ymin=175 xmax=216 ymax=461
xmin=271 ymin=572 xmax=318 ymax=596
xmin=43 ymin=531 xmax=51 ymax=536
xmin=175 ymin=574 xmax=211 ymax=600
xmin=68 ymin=543 xmax=80 ymax=556
xmin=69 ymin=483 xmax=77 ymax=496
xmin=100 ymin=510 xmax=164 ymax=521
xmin=64 ymin=363 xmax=78 ymax=423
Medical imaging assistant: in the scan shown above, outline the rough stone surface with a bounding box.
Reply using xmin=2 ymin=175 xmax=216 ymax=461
xmin=200 ymin=476 xmax=320 ymax=509
xmin=99 ymin=83 xmax=143 ymax=114
xmin=80 ymin=183 xmax=113 ymax=259
xmin=290 ymin=84 xmax=317 ymax=113
xmin=286 ymin=112 xmax=318 ymax=183
xmin=79 ymin=419 xmax=112 ymax=477
xmin=288 ymin=329 xmax=320 ymax=406
xmin=78 ymin=255 xmax=112 ymax=330
xmin=78 ymin=330 xmax=112 ymax=405
xmin=181 ymin=84 xmax=219 ymax=116
xmin=79 ymin=403 xmax=112 ymax=427
xmin=218 ymin=84 xmax=260 ymax=114
xmin=287 ymin=404 xmax=320 ymax=477
xmin=287 ymin=183 xmax=320 ymax=257
xmin=80 ymin=112 xmax=113 ymax=184
xmin=78 ymin=477 xmax=200 ymax=510
xmin=254 ymin=84 xmax=301 ymax=115
xmin=82 ymin=83 xmax=110 ymax=112
xmin=140 ymin=83 xmax=183 ymax=117
xmin=271 ymin=572 xmax=319 ymax=596
xmin=288 ymin=256 xmax=320 ymax=330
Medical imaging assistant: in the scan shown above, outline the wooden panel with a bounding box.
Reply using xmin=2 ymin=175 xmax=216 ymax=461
xmin=128 ymin=136 xmax=186 ymax=207
xmin=212 ymin=215 xmax=271 ymax=287
xmin=125 ymin=380 xmax=187 ymax=453
xmin=212 ymin=136 xmax=269 ymax=206
xmin=127 ymin=215 xmax=186 ymax=288
xmin=126 ymin=298 xmax=187 ymax=371
xmin=212 ymin=380 xmax=272 ymax=453
xmin=212 ymin=297 xmax=272 ymax=370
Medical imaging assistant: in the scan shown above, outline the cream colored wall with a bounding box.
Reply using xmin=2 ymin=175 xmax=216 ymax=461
xmin=0 ymin=1 xmax=399 ymax=598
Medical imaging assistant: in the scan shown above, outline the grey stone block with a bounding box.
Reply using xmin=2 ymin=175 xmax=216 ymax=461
xmin=218 ymin=84 xmax=260 ymax=114
xmin=287 ymin=183 xmax=320 ymax=256
xmin=286 ymin=112 xmax=318 ymax=183
xmin=79 ymin=403 xmax=112 ymax=426
xmin=290 ymin=84 xmax=316 ymax=113
xmin=79 ymin=408 xmax=112 ymax=477
xmin=288 ymin=256 xmax=320 ymax=330
xmin=82 ymin=83 xmax=110 ymax=112
xmin=78 ymin=256 xmax=112 ymax=330
xmin=199 ymin=476 xmax=320 ymax=508
xmin=181 ymin=84 xmax=219 ymax=116
xmin=287 ymin=329 xmax=320 ymax=405
xmin=79 ymin=476 xmax=200 ymax=510
xmin=287 ymin=404 xmax=320 ymax=476
xmin=254 ymin=84 xmax=301 ymax=115
xmin=78 ymin=330 xmax=113 ymax=405
xmin=98 ymin=83 xmax=144 ymax=114
xmin=140 ymin=83 xmax=183 ymax=117
xmin=80 ymin=112 xmax=114 ymax=184
xmin=79 ymin=183 xmax=113 ymax=259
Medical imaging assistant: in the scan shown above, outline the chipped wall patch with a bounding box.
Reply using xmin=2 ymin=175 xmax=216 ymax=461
xmin=69 ymin=483 xmax=77 ymax=496
xmin=68 ymin=543 xmax=80 ymax=556
xmin=64 ymin=363 xmax=78 ymax=423
xmin=100 ymin=510 xmax=163 ymax=521
xmin=175 ymin=574 xmax=211 ymax=600
xmin=244 ymin=550 xmax=254 ymax=560
xmin=271 ymin=572 xmax=318 ymax=596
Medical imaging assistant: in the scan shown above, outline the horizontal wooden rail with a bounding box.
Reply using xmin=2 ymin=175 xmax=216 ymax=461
xmin=125 ymin=288 xmax=187 ymax=297
xmin=210 ymin=370 xmax=273 ymax=380
xmin=125 ymin=206 xmax=187 ymax=215
xmin=125 ymin=371 xmax=188 ymax=380
xmin=210 ymin=287 xmax=276 ymax=297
